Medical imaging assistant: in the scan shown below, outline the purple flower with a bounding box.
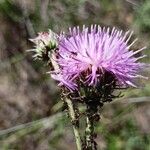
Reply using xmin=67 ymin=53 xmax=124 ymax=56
xmin=51 ymin=25 xmax=147 ymax=91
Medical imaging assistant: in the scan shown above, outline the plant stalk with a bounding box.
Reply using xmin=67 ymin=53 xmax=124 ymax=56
xmin=85 ymin=102 xmax=99 ymax=150
xmin=86 ymin=116 xmax=93 ymax=149
xmin=85 ymin=115 xmax=96 ymax=150
xmin=65 ymin=98 xmax=82 ymax=150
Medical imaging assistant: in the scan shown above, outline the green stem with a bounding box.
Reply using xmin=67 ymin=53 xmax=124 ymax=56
xmin=85 ymin=115 xmax=95 ymax=150
xmin=85 ymin=103 xmax=99 ymax=150
xmin=50 ymin=47 xmax=82 ymax=150
xmin=65 ymin=98 xmax=82 ymax=150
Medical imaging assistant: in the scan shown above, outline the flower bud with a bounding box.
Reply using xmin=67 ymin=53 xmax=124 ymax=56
xmin=30 ymin=29 xmax=58 ymax=60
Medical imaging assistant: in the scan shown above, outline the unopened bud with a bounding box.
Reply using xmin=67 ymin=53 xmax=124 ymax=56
xmin=29 ymin=29 xmax=58 ymax=60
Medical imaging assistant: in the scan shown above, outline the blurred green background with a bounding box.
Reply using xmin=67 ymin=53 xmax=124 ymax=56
xmin=0 ymin=0 xmax=150 ymax=149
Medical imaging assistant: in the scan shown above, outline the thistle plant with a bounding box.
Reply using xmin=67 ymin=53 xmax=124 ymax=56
xmin=30 ymin=25 xmax=147 ymax=150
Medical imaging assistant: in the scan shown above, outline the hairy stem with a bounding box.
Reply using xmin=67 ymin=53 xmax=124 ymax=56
xmin=65 ymin=98 xmax=82 ymax=150
xmin=84 ymin=102 xmax=99 ymax=150
xmin=85 ymin=116 xmax=94 ymax=150
xmin=50 ymin=48 xmax=82 ymax=149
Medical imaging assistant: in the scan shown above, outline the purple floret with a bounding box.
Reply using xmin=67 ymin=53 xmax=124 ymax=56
xmin=51 ymin=25 xmax=147 ymax=91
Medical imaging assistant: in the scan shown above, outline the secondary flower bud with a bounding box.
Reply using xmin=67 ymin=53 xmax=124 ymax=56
xmin=30 ymin=29 xmax=58 ymax=60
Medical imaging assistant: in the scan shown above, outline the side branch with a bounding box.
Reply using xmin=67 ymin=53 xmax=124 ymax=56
xmin=65 ymin=98 xmax=82 ymax=150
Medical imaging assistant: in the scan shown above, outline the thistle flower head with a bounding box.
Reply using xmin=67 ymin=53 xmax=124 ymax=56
xmin=51 ymin=25 xmax=147 ymax=91
xmin=30 ymin=29 xmax=58 ymax=60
